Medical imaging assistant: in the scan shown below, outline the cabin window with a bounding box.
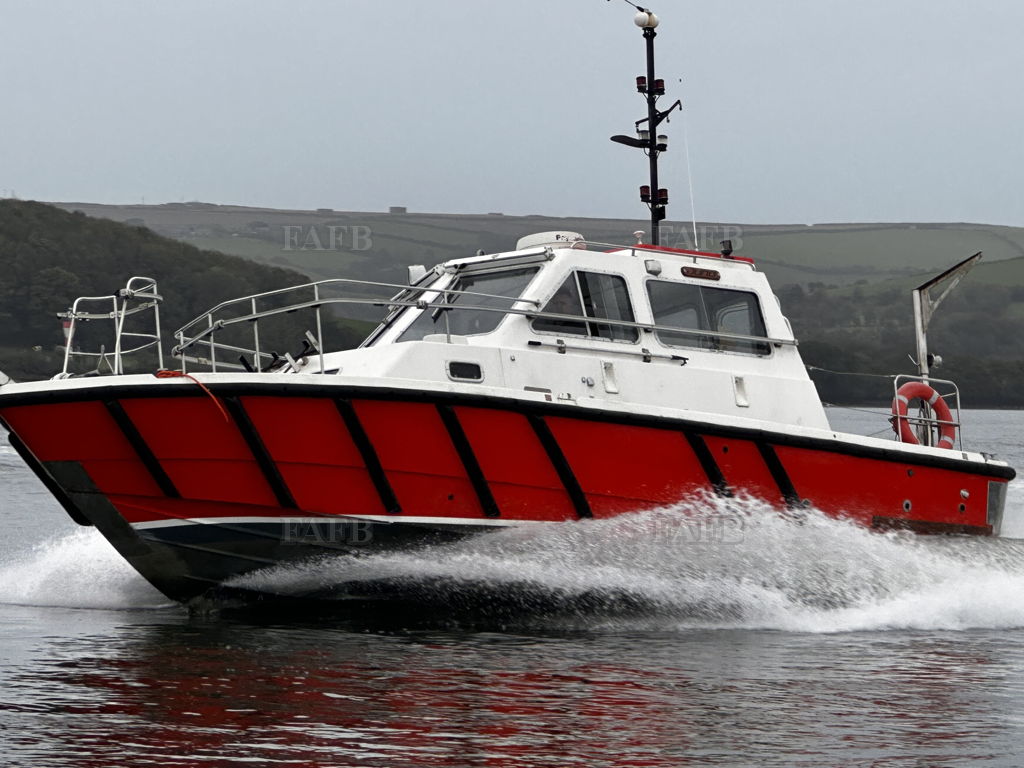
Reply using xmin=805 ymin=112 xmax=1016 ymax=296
xmin=532 ymin=272 xmax=638 ymax=342
xmin=447 ymin=361 xmax=483 ymax=382
xmin=647 ymin=280 xmax=769 ymax=355
xmin=397 ymin=267 xmax=538 ymax=342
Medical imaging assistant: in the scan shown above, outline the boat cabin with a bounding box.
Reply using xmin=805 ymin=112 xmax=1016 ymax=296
xmin=291 ymin=232 xmax=830 ymax=431
xmin=54 ymin=232 xmax=831 ymax=433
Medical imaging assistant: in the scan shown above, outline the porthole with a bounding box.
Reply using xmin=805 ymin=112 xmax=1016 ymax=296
xmin=903 ymin=499 xmax=912 ymax=512
xmin=447 ymin=361 xmax=483 ymax=382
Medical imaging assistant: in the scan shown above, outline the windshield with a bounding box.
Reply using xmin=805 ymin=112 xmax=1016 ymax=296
xmin=359 ymin=270 xmax=444 ymax=347
xmin=397 ymin=267 xmax=539 ymax=342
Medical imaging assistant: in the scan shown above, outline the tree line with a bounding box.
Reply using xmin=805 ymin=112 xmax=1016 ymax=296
xmin=779 ymin=281 xmax=1024 ymax=407
xmin=1 ymin=200 xmax=1019 ymax=408
xmin=0 ymin=201 xmax=366 ymax=380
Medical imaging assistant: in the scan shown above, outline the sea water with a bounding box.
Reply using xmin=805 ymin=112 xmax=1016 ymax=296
xmin=2 ymin=409 xmax=1024 ymax=766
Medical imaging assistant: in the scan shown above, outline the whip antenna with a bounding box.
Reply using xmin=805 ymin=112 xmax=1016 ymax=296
xmin=679 ymin=85 xmax=698 ymax=248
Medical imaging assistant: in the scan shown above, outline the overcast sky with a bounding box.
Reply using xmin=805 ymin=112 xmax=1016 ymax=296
xmin=3 ymin=1 xmax=1022 ymax=225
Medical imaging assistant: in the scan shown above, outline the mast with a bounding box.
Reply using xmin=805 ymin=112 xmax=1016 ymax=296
xmin=610 ymin=8 xmax=681 ymax=245
xmin=912 ymin=251 xmax=982 ymax=382
xmin=910 ymin=251 xmax=982 ymax=446
xmin=642 ymin=21 xmax=661 ymax=244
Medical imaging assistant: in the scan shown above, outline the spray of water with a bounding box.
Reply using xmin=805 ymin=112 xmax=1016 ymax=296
xmin=0 ymin=529 xmax=168 ymax=610
xmin=5 ymin=493 xmax=1024 ymax=630
xmin=233 ymin=494 xmax=1024 ymax=633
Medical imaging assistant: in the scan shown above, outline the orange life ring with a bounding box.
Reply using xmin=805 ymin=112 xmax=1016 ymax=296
xmin=891 ymin=381 xmax=956 ymax=449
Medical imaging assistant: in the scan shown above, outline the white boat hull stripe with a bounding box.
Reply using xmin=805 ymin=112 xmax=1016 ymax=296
xmin=131 ymin=515 xmax=544 ymax=531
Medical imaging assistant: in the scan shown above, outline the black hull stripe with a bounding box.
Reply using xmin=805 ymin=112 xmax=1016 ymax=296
xmin=137 ymin=534 xmax=282 ymax=566
xmin=2 ymin=382 xmax=1011 ymax=481
xmin=528 ymin=414 xmax=592 ymax=519
xmin=757 ymin=442 xmax=801 ymax=509
xmin=224 ymin=397 xmax=297 ymax=510
xmin=8 ymin=433 xmax=92 ymax=526
xmin=334 ymin=399 xmax=402 ymax=515
xmin=104 ymin=399 xmax=180 ymax=499
xmin=436 ymin=405 xmax=500 ymax=518
xmin=683 ymin=432 xmax=731 ymax=497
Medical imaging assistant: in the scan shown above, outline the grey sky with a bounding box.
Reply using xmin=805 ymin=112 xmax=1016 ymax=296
xmin=3 ymin=1 xmax=1023 ymax=225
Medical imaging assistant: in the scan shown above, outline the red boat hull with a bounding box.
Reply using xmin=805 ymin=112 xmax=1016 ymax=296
xmin=1 ymin=383 xmax=1013 ymax=602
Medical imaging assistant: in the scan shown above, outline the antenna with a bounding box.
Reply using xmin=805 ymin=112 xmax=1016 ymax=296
xmin=609 ymin=7 xmax=681 ymax=246
xmin=679 ymin=102 xmax=699 ymax=248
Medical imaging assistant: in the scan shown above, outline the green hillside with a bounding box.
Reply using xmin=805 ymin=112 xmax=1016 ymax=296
xmin=12 ymin=199 xmax=1023 ymax=406
xmin=54 ymin=202 xmax=1024 ymax=290
xmin=0 ymin=201 xmax=368 ymax=381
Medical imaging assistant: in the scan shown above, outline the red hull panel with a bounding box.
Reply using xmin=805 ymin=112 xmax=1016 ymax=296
xmin=776 ymin=445 xmax=990 ymax=529
xmin=0 ymin=393 xmax=1008 ymax=537
xmin=352 ymin=400 xmax=483 ymax=518
xmin=121 ymin=397 xmax=279 ymax=507
xmin=454 ymin=407 xmax=577 ymax=522
xmin=546 ymin=417 xmax=708 ymax=518
xmin=2 ymin=401 xmax=161 ymax=497
xmin=241 ymin=396 xmax=385 ymax=517
xmin=702 ymin=435 xmax=782 ymax=504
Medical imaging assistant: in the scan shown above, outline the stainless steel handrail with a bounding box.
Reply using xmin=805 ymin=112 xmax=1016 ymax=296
xmin=164 ymin=240 xmax=771 ymax=373
xmin=52 ymin=242 xmax=773 ymax=377
xmin=57 ymin=276 xmax=163 ymax=377
xmin=173 ymin=277 xmax=542 ymax=339
xmin=172 ymin=294 xmax=792 ymax=373
xmin=528 ymin=240 xmax=757 ymax=269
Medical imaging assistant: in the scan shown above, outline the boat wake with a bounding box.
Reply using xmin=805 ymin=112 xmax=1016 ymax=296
xmin=5 ymin=491 xmax=1024 ymax=631
xmin=229 ymin=491 xmax=1024 ymax=633
xmin=0 ymin=529 xmax=169 ymax=610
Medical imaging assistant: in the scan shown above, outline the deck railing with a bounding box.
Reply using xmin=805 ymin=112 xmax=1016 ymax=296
xmin=55 ymin=276 xmax=163 ymax=378
xmin=169 ymin=278 xmax=792 ymax=374
xmin=52 ymin=242 xmax=776 ymax=377
xmin=170 ymin=275 xmax=546 ymax=373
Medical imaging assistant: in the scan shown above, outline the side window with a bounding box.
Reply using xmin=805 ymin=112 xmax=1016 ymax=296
xmin=397 ymin=267 xmax=539 ymax=342
xmin=579 ymin=272 xmax=637 ymax=342
xmin=647 ymin=280 xmax=769 ymax=355
xmin=530 ymin=274 xmax=588 ymax=336
xmin=533 ymin=272 xmax=638 ymax=342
